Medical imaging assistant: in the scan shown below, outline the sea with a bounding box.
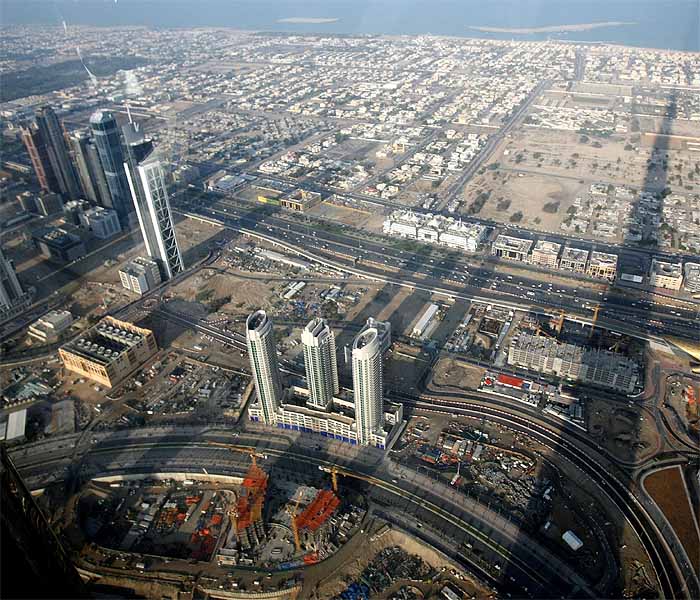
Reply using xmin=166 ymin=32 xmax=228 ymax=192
xmin=1 ymin=0 xmax=699 ymax=52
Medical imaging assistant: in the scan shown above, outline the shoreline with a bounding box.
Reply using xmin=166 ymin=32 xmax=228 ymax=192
xmin=469 ymin=21 xmax=636 ymax=35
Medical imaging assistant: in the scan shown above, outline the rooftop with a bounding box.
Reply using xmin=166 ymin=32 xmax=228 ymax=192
xmin=651 ymin=258 xmax=683 ymax=277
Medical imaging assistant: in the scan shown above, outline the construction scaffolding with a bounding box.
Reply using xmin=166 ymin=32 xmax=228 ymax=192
xmin=235 ymin=463 xmax=269 ymax=551
xmin=296 ymin=490 xmax=340 ymax=533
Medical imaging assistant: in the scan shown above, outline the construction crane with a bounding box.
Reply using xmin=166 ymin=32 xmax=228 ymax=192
xmin=554 ymin=310 xmax=566 ymax=335
xmin=318 ymin=465 xmax=341 ymax=493
xmin=589 ymin=305 xmax=601 ymax=339
xmin=207 ymin=442 xmax=266 ymax=467
xmin=286 ymin=490 xmax=304 ymax=553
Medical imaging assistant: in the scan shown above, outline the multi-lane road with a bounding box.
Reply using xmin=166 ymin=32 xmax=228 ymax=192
xmin=174 ymin=197 xmax=700 ymax=342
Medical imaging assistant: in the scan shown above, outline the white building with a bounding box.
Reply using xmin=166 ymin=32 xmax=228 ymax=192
xmin=124 ymin=143 xmax=184 ymax=280
xmin=683 ymin=262 xmax=700 ymax=293
xmin=587 ymin=251 xmax=618 ymax=282
xmin=352 ymin=328 xmax=384 ymax=446
xmin=119 ymin=256 xmax=162 ymax=295
xmin=383 ymin=210 xmax=486 ymax=252
xmin=79 ymin=206 xmax=122 ymax=239
xmin=649 ymin=258 xmax=683 ymax=290
xmin=559 ymin=247 xmax=589 ymax=273
xmin=28 ymin=310 xmax=73 ymax=342
xmin=246 ymin=310 xmax=283 ymax=424
xmin=412 ymin=303 xmax=439 ymax=338
xmin=302 ymin=318 xmax=339 ymax=410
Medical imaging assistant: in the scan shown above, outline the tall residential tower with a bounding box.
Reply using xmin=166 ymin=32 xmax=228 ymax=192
xmin=89 ymin=110 xmax=133 ymax=224
xmin=302 ymin=318 xmax=338 ymax=410
xmin=35 ymin=106 xmax=81 ymax=199
xmin=123 ymin=123 xmax=184 ymax=280
xmin=351 ymin=327 xmax=383 ymax=446
xmin=246 ymin=310 xmax=283 ymax=424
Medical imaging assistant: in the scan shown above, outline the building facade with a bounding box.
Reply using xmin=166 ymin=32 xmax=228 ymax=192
xmin=32 ymin=228 xmax=86 ymax=263
xmin=559 ymin=247 xmax=589 ymax=274
xmin=20 ymin=124 xmax=58 ymax=193
xmin=507 ymin=333 xmax=638 ymax=394
xmin=586 ymin=251 xmax=618 ymax=281
xmin=352 ymin=328 xmax=383 ymax=445
xmin=28 ymin=310 xmax=73 ymax=342
xmin=119 ymin=256 xmax=162 ymax=295
xmin=68 ymin=130 xmax=103 ymax=205
xmin=123 ymin=130 xmax=184 ymax=280
xmin=35 ymin=106 xmax=81 ymax=199
xmin=683 ymin=262 xmax=700 ymax=293
xmin=491 ymin=235 xmax=533 ymax=262
xmin=59 ymin=317 xmax=158 ymax=388
xmin=301 ymin=318 xmax=339 ymax=410
xmin=649 ymin=258 xmax=683 ymax=290
xmin=90 ymin=111 xmax=133 ymax=224
xmin=79 ymin=207 xmax=122 ymax=239
xmin=530 ymin=240 xmax=561 ymax=269
xmin=246 ymin=310 xmax=283 ymax=424
xmin=0 ymin=249 xmax=31 ymax=324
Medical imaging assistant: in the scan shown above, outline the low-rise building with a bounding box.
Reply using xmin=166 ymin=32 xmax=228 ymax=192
xmin=58 ymin=316 xmax=158 ymax=388
xmin=491 ymin=235 xmax=533 ymax=262
xmin=586 ymin=251 xmax=618 ymax=281
xmin=79 ymin=206 xmax=122 ymax=239
xmin=559 ymin=246 xmax=589 ymax=274
xmin=383 ymin=210 xmax=485 ymax=252
xmin=28 ymin=310 xmax=73 ymax=342
xmin=683 ymin=262 xmax=700 ymax=293
xmin=32 ymin=227 xmax=86 ymax=263
xmin=507 ymin=333 xmax=639 ymax=394
xmin=119 ymin=256 xmax=162 ymax=295
xmin=649 ymin=258 xmax=683 ymax=290
xmin=530 ymin=240 xmax=561 ymax=269
xmin=280 ymin=189 xmax=322 ymax=212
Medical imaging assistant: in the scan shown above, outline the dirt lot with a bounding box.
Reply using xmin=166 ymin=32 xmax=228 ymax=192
xmin=643 ymin=466 xmax=700 ymax=573
xmin=430 ymin=356 xmax=486 ymax=392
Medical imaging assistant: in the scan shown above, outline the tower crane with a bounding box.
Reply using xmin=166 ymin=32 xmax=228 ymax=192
xmin=589 ymin=305 xmax=601 ymax=339
xmin=318 ymin=465 xmax=341 ymax=494
xmin=286 ymin=489 xmax=304 ymax=553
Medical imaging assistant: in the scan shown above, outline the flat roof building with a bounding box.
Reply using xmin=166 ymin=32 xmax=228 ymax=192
xmin=650 ymin=258 xmax=683 ymax=291
xmin=28 ymin=310 xmax=73 ymax=343
xmin=119 ymin=256 xmax=162 ymax=295
xmin=79 ymin=206 xmax=122 ymax=240
xmin=59 ymin=317 xmax=158 ymax=388
xmin=281 ymin=189 xmax=322 ymax=213
xmin=559 ymin=246 xmax=589 ymax=274
xmin=491 ymin=235 xmax=533 ymax=262
xmin=683 ymin=262 xmax=700 ymax=293
xmin=587 ymin=251 xmax=618 ymax=282
xmin=530 ymin=240 xmax=561 ymax=269
xmin=32 ymin=227 xmax=86 ymax=263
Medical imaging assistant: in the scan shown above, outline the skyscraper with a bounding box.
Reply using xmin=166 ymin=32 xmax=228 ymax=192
xmin=89 ymin=110 xmax=133 ymax=224
xmin=123 ymin=124 xmax=184 ymax=280
xmin=35 ymin=106 xmax=81 ymax=200
xmin=68 ymin=130 xmax=103 ymax=205
xmin=0 ymin=248 xmax=30 ymax=323
xmin=20 ymin=124 xmax=58 ymax=193
xmin=246 ymin=310 xmax=283 ymax=425
xmin=302 ymin=318 xmax=338 ymax=410
xmin=352 ymin=327 xmax=383 ymax=446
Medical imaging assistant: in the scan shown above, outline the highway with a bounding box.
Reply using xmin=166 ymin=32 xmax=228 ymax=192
xmin=174 ymin=198 xmax=700 ymax=341
xmin=12 ymin=432 xmax=598 ymax=598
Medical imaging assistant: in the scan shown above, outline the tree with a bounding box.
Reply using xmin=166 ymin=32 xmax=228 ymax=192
xmin=509 ymin=211 xmax=523 ymax=223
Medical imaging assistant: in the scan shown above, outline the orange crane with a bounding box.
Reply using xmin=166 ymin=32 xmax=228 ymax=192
xmin=207 ymin=442 xmax=266 ymax=466
xmin=286 ymin=489 xmax=304 ymax=553
xmin=589 ymin=305 xmax=601 ymax=339
xmin=318 ymin=465 xmax=341 ymax=493
xmin=554 ymin=310 xmax=566 ymax=335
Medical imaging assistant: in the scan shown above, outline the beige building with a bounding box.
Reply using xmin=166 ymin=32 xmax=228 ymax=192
xmin=530 ymin=240 xmax=561 ymax=269
xmin=649 ymin=258 xmax=683 ymax=290
xmin=280 ymin=189 xmax=322 ymax=213
xmin=586 ymin=251 xmax=618 ymax=281
xmin=559 ymin=247 xmax=589 ymax=273
xmin=59 ymin=317 xmax=157 ymax=388
xmin=491 ymin=235 xmax=533 ymax=262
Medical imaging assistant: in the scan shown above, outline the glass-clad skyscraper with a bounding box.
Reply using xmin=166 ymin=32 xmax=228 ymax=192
xmin=246 ymin=310 xmax=283 ymax=424
xmin=302 ymin=318 xmax=338 ymax=410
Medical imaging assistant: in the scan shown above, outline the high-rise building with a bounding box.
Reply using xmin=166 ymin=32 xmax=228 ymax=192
xmin=123 ymin=124 xmax=184 ymax=280
xmin=85 ymin=138 xmax=112 ymax=208
xmin=352 ymin=328 xmax=383 ymax=445
xmin=302 ymin=318 xmax=338 ymax=410
xmin=89 ymin=110 xmax=133 ymax=224
xmin=68 ymin=130 xmax=103 ymax=205
xmin=20 ymin=124 xmax=59 ymax=193
xmin=35 ymin=106 xmax=81 ymax=200
xmin=0 ymin=248 xmax=30 ymax=323
xmin=246 ymin=310 xmax=283 ymax=425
